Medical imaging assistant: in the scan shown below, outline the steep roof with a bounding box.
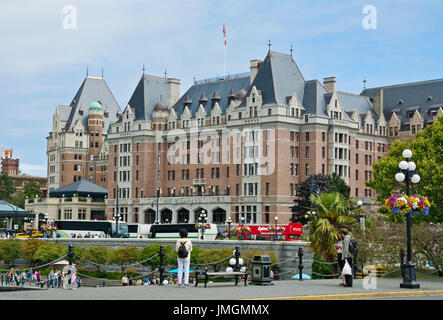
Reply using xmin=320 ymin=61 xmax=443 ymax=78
xmin=302 ymin=80 xmax=328 ymax=117
xmin=65 ymin=76 xmax=121 ymax=132
xmin=49 ymin=179 xmax=108 ymax=197
xmin=240 ymin=51 xmax=305 ymax=108
xmin=172 ymin=75 xmax=250 ymax=119
xmin=126 ymin=74 xmax=169 ymax=121
xmin=361 ymin=78 xmax=443 ymax=124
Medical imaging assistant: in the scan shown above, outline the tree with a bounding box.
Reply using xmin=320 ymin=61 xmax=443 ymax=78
xmin=33 ymin=243 xmax=67 ymax=264
xmin=307 ymin=191 xmax=358 ymax=266
xmin=0 ymin=172 xmax=16 ymax=201
xmin=109 ymin=246 xmax=142 ymax=272
xmin=327 ymin=173 xmax=350 ymax=199
xmin=19 ymin=239 xmax=45 ymax=263
xmin=139 ymin=244 xmax=176 ymax=269
xmin=23 ymin=181 xmax=41 ymax=199
xmin=83 ymin=246 xmax=111 ymax=271
xmin=291 ymin=174 xmax=332 ymax=224
xmin=0 ymin=239 xmax=22 ymax=263
xmin=367 ymin=116 xmax=443 ymax=223
xmin=291 ymin=173 xmax=350 ymax=223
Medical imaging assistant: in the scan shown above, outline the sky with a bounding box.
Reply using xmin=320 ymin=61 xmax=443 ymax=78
xmin=1 ymin=0 xmax=443 ymax=177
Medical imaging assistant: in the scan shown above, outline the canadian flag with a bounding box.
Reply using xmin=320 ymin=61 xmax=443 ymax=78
xmin=223 ymin=22 xmax=226 ymax=46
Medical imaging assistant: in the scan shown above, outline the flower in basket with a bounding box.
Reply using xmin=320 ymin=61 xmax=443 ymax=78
xmin=267 ymin=225 xmax=276 ymax=231
xmin=385 ymin=194 xmax=430 ymax=215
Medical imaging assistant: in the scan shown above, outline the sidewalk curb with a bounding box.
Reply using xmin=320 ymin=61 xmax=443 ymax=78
xmin=245 ymin=290 xmax=443 ymax=300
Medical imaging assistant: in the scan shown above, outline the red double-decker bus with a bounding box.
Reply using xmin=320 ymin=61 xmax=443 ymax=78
xmin=230 ymin=223 xmax=303 ymax=241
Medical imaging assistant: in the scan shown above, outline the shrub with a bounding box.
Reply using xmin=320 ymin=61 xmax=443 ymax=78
xmin=0 ymin=239 xmax=22 ymax=263
xmin=311 ymin=254 xmax=333 ymax=279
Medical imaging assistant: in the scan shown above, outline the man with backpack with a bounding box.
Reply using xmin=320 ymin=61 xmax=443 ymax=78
xmin=176 ymin=229 xmax=193 ymax=288
xmin=340 ymin=228 xmax=356 ymax=287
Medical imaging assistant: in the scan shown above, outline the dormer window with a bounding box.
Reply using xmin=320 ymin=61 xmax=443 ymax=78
xmin=426 ymin=96 xmax=432 ymax=102
xmin=79 ymin=109 xmax=83 ymax=116
xmin=396 ymin=99 xmax=404 ymax=105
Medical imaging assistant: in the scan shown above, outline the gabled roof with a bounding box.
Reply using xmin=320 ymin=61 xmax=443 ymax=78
xmin=65 ymin=76 xmax=121 ymax=131
xmin=361 ymin=78 xmax=443 ymax=124
xmin=126 ymin=74 xmax=169 ymax=121
xmin=240 ymin=51 xmax=305 ymax=107
xmin=302 ymin=80 xmax=328 ymax=117
xmin=337 ymin=91 xmax=374 ymax=115
xmin=49 ymin=180 xmax=108 ymax=197
xmin=172 ymin=75 xmax=250 ymax=119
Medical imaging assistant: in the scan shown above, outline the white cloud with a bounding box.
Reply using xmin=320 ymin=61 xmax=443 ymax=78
xmin=19 ymin=163 xmax=47 ymax=177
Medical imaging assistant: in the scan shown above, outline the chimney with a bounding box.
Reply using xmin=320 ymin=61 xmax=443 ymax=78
xmin=372 ymin=88 xmax=384 ymax=117
xmin=323 ymin=77 xmax=336 ymax=93
xmin=250 ymin=60 xmax=262 ymax=85
xmin=166 ymin=78 xmax=180 ymax=108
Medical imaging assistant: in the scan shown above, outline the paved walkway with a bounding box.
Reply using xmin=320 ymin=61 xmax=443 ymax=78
xmin=1 ymin=278 xmax=442 ymax=300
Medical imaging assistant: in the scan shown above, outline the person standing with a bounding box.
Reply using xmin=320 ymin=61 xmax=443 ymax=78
xmin=335 ymin=233 xmax=346 ymax=286
xmin=176 ymin=229 xmax=192 ymax=288
xmin=49 ymin=269 xmax=54 ymax=288
xmin=21 ymin=270 xmax=26 ymax=286
xmin=340 ymin=228 xmax=353 ymax=287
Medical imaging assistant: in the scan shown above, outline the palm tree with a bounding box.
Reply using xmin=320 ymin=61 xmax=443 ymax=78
xmin=308 ymin=191 xmax=359 ymax=265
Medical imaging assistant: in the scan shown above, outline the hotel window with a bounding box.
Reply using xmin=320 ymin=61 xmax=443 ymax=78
xmin=322 ymin=132 xmax=326 ymax=142
xmin=266 ymin=183 xmax=270 ymax=195
xmin=356 ymin=169 xmax=359 ymax=180
xmin=64 ymin=209 xmax=72 ymax=220
xmin=157 ymin=170 xmax=161 ymax=181
xmin=289 ymin=183 xmax=294 ymax=196
xmin=305 ymin=164 xmax=309 ymax=176
xmin=305 ymin=147 xmax=310 ymax=158
xmin=305 ymin=132 xmax=310 ymax=141
xmin=322 ymin=147 xmax=325 ymax=158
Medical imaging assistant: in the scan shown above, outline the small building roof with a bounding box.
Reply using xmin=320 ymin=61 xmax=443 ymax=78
xmin=0 ymin=200 xmax=35 ymax=218
xmin=49 ymin=180 xmax=108 ymax=198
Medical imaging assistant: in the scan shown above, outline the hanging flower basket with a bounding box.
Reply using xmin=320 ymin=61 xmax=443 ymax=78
xmin=231 ymin=225 xmax=251 ymax=235
xmin=267 ymin=225 xmax=285 ymax=233
xmin=195 ymin=223 xmax=211 ymax=230
xmin=385 ymin=194 xmax=431 ymax=215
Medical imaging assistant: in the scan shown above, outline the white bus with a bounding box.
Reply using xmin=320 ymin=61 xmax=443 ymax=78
xmin=127 ymin=223 xmax=151 ymax=239
xmin=148 ymin=223 xmax=218 ymax=240
xmin=53 ymin=220 xmax=129 ymax=238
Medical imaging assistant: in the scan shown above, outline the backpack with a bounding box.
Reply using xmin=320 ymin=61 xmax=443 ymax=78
xmin=177 ymin=240 xmax=188 ymax=259
xmin=349 ymin=237 xmax=357 ymax=254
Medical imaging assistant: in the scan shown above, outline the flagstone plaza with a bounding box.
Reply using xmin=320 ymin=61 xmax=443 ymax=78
xmin=1 ymin=278 xmax=442 ymax=300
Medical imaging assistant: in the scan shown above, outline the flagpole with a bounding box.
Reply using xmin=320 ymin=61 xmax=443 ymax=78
xmin=224 ymin=40 xmax=226 ymax=80
xmin=223 ymin=22 xmax=226 ymax=80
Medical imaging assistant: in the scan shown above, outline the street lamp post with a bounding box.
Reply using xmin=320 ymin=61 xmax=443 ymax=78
xmin=274 ymin=216 xmax=278 ymax=241
xmin=199 ymin=210 xmax=207 ymax=239
xmin=226 ymin=217 xmax=232 ymax=240
xmin=394 ymin=149 xmax=420 ymax=289
xmin=114 ymin=187 xmax=120 ymax=238
xmin=156 ymin=188 xmax=160 ymax=224
xmin=240 ymin=217 xmax=245 ymax=240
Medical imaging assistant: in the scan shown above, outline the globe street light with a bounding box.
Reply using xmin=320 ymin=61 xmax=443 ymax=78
xmin=226 ymin=217 xmax=232 ymax=240
xmin=395 ymin=149 xmax=420 ymax=289
xmin=199 ymin=210 xmax=207 ymax=240
xmin=274 ymin=216 xmax=278 ymax=241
